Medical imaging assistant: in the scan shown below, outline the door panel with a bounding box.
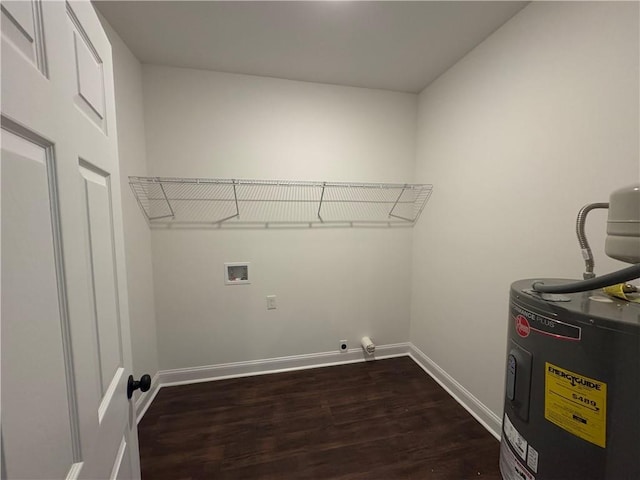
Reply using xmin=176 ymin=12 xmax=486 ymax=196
xmin=110 ymin=437 xmax=133 ymax=480
xmin=79 ymin=162 xmax=123 ymax=396
xmin=2 ymin=1 xmax=36 ymax=39
xmin=0 ymin=0 xmax=47 ymax=74
xmin=1 ymin=129 xmax=75 ymax=479
xmin=74 ymin=32 xmax=105 ymax=119
xmin=69 ymin=5 xmax=106 ymax=129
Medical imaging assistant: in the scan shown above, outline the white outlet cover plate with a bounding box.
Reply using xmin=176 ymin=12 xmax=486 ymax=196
xmin=266 ymin=295 xmax=277 ymax=309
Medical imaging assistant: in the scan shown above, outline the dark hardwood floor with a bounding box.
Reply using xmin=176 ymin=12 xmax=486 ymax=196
xmin=138 ymin=356 xmax=501 ymax=479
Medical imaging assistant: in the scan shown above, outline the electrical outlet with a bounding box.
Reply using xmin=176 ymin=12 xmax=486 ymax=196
xmin=266 ymin=295 xmax=277 ymax=310
xmin=339 ymin=340 xmax=348 ymax=353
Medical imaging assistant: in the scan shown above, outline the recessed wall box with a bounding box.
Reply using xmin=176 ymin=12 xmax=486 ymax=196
xmin=224 ymin=262 xmax=250 ymax=285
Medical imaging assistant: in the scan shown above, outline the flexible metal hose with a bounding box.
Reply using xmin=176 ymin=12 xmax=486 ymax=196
xmin=576 ymin=202 xmax=609 ymax=279
xmin=532 ymin=263 xmax=640 ymax=293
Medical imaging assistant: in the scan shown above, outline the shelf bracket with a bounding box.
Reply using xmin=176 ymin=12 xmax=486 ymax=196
xmin=212 ymin=180 xmax=240 ymax=224
xmin=213 ymin=214 xmax=239 ymax=224
xmin=232 ymin=180 xmax=240 ymax=220
xmin=388 ymin=185 xmax=407 ymax=218
xmin=317 ymin=182 xmax=326 ymax=223
xmin=388 ymin=213 xmax=414 ymax=223
xmin=149 ymin=182 xmax=175 ymax=221
xmin=388 ymin=184 xmax=414 ymax=223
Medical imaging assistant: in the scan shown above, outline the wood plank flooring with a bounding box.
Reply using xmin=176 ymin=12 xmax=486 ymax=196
xmin=138 ymin=356 xmax=501 ymax=479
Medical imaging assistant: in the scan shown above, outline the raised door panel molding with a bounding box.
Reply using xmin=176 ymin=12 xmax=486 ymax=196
xmin=79 ymin=161 xmax=123 ymax=398
xmin=67 ymin=3 xmax=106 ymax=130
xmin=109 ymin=436 xmax=133 ymax=479
xmin=74 ymin=31 xmax=105 ymax=119
xmin=2 ymin=1 xmax=35 ymax=38
xmin=1 ymin=127 xmax=75 ymax=480
xmin=1 ymin=0 xmax=47 ymax=74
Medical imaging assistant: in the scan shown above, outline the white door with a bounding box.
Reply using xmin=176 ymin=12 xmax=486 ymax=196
xmin=1 ymin=1 xmax=141 ymax=478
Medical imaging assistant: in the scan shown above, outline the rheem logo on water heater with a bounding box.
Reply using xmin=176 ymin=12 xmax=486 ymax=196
xmin=515 ymin=315 xmax=531 ymax=338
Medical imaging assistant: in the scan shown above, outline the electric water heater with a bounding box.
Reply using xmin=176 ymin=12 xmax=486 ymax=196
xmin=500 ymin=185 xmax=640 ymax=480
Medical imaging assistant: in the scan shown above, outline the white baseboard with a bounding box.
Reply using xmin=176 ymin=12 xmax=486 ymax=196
xmin=135 ymin=342 xmax=502 ymax=443
xmin=158 ymin=342 xmax=411 ymax=387
xmin=408 ymin=343 xmax=502 ymax=440
xmin=135 ymin=372 xmax=160 ymax=425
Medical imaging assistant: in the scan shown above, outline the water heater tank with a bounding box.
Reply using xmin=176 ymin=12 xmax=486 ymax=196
xmin=500 ymin=280 xmax=640 ymax=480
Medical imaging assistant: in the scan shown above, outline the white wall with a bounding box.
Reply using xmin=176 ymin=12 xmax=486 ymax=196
xmin=100 ymin=18 xmax=159 ymax=386
xmin=411 ymin=1 xmax=639 ymax=417
xmin=142 ymin=66 xmax=418 ymax=369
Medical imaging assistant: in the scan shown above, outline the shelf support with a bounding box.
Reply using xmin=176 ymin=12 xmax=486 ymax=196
xmin=232 ymin=180 xmax=240 ymax=220
xmin=388 ymin=213 xmax=414 ymax=223
xmin=317 ymin=182 xmax=326 ymax=223
xmin=388 ymin=185 xmax=406 ymax=216
xmin=213 ymin=180 xmax=240 ymax=224
xmin=214 ymin=213 xmax=241 ymax=224
xmin=149 ymin=182 xmax=175 ymax=221
xmin=388 ymin=184 xmax=413 ymax=222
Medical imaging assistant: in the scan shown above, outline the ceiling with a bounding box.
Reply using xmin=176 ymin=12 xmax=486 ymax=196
xmin=94 ymin=1 xmax=527 ymax=93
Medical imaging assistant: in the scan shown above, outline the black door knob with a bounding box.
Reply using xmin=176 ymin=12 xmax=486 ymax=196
xmin=127 ymin=374 xmax=151 ymax=399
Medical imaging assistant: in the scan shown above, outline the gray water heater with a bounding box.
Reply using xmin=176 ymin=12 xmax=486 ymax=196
xmin=500 ymin=282 xmax=639 ymax=479
xmin=500 ymin=185 xmax=640 ymax=480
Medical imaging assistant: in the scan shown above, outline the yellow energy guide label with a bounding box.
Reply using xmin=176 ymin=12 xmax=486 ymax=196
xmin=545 ymin=362 xmax=607 ymax=448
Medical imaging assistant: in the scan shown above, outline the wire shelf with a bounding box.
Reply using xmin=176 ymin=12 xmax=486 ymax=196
xmin=129 ymin=176 xmax=433 ymax=226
